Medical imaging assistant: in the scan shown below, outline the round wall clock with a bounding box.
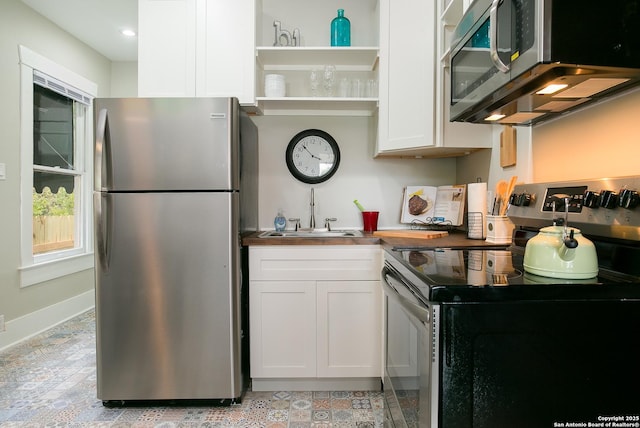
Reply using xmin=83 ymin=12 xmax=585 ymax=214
xmin=285 ymin=129 xmax=340 ymax=184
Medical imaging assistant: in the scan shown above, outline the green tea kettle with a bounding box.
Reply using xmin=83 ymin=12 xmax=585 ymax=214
xmin=523 ymin=197 xmax=598 ymax=279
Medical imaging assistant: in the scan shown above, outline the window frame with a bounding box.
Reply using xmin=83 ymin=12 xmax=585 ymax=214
xmin=18 ymin=46 xmax=97 ymax=287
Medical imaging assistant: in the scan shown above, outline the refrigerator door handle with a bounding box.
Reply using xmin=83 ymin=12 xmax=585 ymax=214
xmin=94 ymin=193 xmax=111 ymax=272
xmin=95 ymin=108 xmax=109 ymax=191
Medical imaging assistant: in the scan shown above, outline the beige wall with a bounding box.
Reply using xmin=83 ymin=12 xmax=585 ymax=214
xmin=0 ymin=0 xmax=111 ymax=324
xmin=111 ymin=61 xmax=138 ymax=97
xmin=531 ymin=88 xmax=640 ymax=182
xmin=458 ymin=87 xmax=640 ymax=189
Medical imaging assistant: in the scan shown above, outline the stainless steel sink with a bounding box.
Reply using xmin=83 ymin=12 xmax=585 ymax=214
xmin=258 ymin=229 xmax=363 ymax=238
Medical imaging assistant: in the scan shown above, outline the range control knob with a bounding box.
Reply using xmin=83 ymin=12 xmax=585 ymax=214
xmin=618 ymin=189 xmax=639 ymax=209
xmin=583 ymin=190 xmax=600 ymax=208
xmin=510 ymin=193 xmax=533 ymax=206
xmin=599 ymin=190 xmax=618 ymax=209
xmin=519 ymin=193 xmax=533 ymax=206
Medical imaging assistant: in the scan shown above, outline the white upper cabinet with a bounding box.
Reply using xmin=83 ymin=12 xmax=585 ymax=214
xmin=138 ymin=0 xmax=256 ymax=105
xmin=138 ymin=0 xmax=196 ymax=97
xmin=375 ymin=0 xmax=491 ymax=157
xmin=195 ymin=0 xmax=256 ymax=103
xmin=376 ymin=0 xmax=435 ymax=155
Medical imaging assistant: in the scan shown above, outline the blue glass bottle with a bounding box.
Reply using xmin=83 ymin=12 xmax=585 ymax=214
xmin=331 ymin=9 xmax=351 ymax=47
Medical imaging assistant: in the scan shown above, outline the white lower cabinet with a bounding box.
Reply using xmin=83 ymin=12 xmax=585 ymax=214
xmin=316 ymin=280 xmax=382 ymax=378
xmin=250 ymin=280 xmax=317 ymax=378
xmin=249 ymin=246 xmax=383 ymax=391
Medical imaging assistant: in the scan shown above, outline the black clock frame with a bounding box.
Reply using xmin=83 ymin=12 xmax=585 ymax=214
xmin=285 ymin=129 xmax=341 ymax=184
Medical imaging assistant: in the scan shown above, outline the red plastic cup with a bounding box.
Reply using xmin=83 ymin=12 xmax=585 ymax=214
xmin=362 ymin=211 xmax=379 ymax=233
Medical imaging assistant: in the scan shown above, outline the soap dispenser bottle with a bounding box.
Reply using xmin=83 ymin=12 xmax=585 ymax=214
xmin=274 ymin=211 xmax=287 ymax=232
xmin=331 ymin=9 xmax=351 ymax=46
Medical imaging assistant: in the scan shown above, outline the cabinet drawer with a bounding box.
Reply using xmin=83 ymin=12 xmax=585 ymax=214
xmin=249 ymin=245 xmax=382 ymax=281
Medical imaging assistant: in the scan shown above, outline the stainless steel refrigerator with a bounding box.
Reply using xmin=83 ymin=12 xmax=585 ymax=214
xmin=93 ymin=97 xmax=257 ymax=405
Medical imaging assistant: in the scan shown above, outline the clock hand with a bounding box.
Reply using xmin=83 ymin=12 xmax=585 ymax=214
xmin=302 ymin=144 xmax=322 ymax=160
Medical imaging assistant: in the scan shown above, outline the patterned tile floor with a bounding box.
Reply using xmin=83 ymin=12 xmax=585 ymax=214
xmin=0 ymin=310 xmax=384 ymax=427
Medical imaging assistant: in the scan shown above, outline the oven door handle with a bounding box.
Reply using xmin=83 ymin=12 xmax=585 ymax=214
xmin=382 ymin=266 xmax=430 ymax=324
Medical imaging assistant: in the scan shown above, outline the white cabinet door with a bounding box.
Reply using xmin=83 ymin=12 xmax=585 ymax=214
xmin=249 ymin=280 xmax=317 ymax=378
xmin=317 ymin=281 xmax=382 ymax=378
xmin=138 ymin=0 xmax=197 ymax=97
xmin=196 ymin=0 xmax=255 ymax=103
xmin=138 ymin=0 xmax=256 ymax=103
xmin=377 ymin=0 xmax=435 ymax=153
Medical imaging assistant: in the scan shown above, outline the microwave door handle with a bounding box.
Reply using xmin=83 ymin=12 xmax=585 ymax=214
xmin=490 ymin=0 xmax=510 ymax=73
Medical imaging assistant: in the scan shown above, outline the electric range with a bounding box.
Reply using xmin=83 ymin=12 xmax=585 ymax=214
xmin=382 ymin=176 xmax=640 ymax=428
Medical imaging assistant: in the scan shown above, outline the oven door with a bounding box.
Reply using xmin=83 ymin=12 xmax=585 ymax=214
xmin=440 ymin=300 xmax=640 ymax=427
xmin=382 ymin=263 xmax=439 ymax=428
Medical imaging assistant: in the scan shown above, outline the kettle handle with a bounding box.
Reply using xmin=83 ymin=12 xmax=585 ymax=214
xmin=564 ymin=229 xmax=579 ymax=249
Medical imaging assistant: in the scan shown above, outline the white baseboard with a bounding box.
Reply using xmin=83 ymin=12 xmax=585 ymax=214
xmin=251 ymin=377 xmax=382 ymax=392
xmin=0 ymin=289 xmax=95 ymax=352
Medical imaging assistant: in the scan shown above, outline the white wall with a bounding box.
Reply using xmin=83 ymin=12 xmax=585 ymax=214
xmin=253 ymin=115 xmax=457 ymax=230
xmin=0 ymin=0 xmax=111 ymax=337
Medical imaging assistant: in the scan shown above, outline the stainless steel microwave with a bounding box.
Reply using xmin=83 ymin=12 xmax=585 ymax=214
xmin=449 ymin=0 xmax=640 ymax=125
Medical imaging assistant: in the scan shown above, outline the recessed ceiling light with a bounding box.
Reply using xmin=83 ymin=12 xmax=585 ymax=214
xmin=121 ymin=29 xmax=136 ymax=37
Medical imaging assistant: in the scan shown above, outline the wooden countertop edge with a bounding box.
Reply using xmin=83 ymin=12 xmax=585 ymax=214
xmin=242 ymin=231 xmax=506 ymax=248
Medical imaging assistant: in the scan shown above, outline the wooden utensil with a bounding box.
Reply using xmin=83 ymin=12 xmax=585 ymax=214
xmin=495 ymin=180 xmax=508 ymax=215
xmin=500 ymin=176 xmax=518 ymax=216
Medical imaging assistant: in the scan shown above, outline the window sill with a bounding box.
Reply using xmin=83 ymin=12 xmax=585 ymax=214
xmin=19 ymin=253 xmax=94 ymax=288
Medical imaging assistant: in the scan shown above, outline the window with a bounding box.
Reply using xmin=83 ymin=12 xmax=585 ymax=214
xmin=33 ymin=83 xmax=79 ymax=255
xmin=19 ymin=46 xmax=96 ymax=287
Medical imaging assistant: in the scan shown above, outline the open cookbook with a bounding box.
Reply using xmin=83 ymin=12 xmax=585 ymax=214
xmin=400 ymin=185 xmax=466 ymax=226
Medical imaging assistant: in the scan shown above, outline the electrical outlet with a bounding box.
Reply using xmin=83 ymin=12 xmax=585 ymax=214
xmin=0 ymin=315 xmax=4 ymax=332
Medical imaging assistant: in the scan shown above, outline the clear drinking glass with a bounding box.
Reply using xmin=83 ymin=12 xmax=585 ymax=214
xmin=323 ymin=65 xmax=336 ymax=97
xmin=350 ymin=78 xmax=363 ymax=98
xmin=366 ymin=79 xmax=378 ymax=98
xmin=309 ymin=69 xmax=321 ymax=97
xmin=339 ymin=77 xmax=351 ymax=97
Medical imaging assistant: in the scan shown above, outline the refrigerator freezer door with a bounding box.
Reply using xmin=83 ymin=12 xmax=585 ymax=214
xmin=95 ymin=192 xmax=242 ymax=400
xmin=94 ymin=97 xmax=239 ymax=192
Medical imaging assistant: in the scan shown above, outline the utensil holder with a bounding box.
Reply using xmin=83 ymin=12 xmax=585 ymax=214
xmin=486 ymin=215 xmax=514 ymax=244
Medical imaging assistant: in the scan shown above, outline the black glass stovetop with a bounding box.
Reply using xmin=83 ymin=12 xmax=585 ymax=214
xmin=384 ymin=246 xmax=640 ymax=303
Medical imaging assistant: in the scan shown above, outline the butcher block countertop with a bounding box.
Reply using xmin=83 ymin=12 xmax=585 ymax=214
xmin=242 ymin=230 xmax=505 ymax=248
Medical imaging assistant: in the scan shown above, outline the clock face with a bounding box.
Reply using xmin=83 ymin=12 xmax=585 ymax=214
xmin=286 ymin=129 xmax=340 ymax=184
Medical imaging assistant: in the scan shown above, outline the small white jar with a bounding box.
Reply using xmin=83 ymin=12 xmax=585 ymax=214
xmin=264 ymin=74 xmax=286 ymax=97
